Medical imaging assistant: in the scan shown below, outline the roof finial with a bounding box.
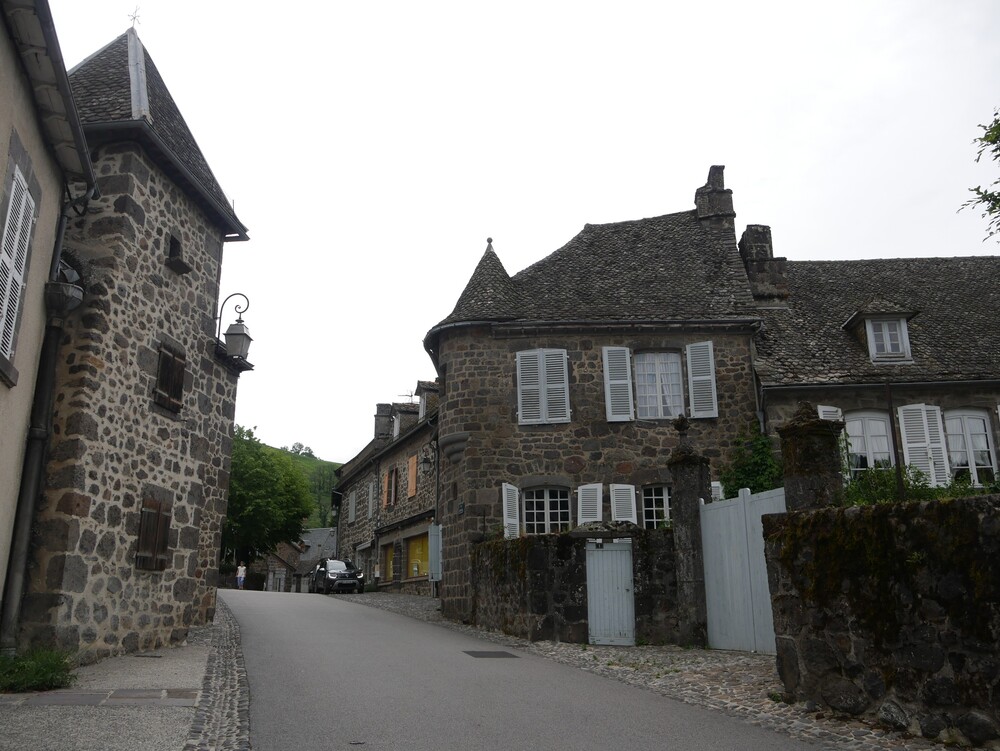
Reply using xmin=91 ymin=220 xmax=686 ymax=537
xmin=486 ymin=237 xmax=493 ymax=247
xmin=129 ymin=6 xmax=141 ymax=28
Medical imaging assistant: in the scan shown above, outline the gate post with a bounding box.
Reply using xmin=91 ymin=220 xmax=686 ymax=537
xmin=777 ymin=401 xmax=845 ymax=511
xmin=667 ymin=415 xmax=709 ymax=647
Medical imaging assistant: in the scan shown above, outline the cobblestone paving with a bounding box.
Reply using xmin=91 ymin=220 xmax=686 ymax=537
xmin=336 ymin=592 xmax=940 ymax=751
xmin=184 ymin=599 xmax=251 ymax=751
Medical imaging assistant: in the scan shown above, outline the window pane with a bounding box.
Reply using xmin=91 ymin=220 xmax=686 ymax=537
xmin=635 ymin=353 xmax=682 ymax=419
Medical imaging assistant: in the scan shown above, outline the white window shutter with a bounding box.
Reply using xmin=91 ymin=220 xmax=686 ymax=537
xmin=576 ymin=483 xmax=602 ymax=524
xmin=348 ymin=489 xmax=356 ymax=522
xmin=428 ymin=523 xmax=442 ymax=582
xmin=710 ymin=481 xmax=724 ymax=501
xmin=610 ymin=484 xmax=637 ymax=523
xmin=516 ymin=350 xmax=542 ymax=424
xmin=686 ymin=341 xmax=718 ymax=418
xmin=602 ymin=346 xmax=634 ymax=422
xmin=817 ymin=405 xmax=843 ymax=421
xmin=898 ymin=404 xmax=934 ymax=484
xmin=502 ymin=482 xmax=520 ymax=539
xmin=923 ymin=405 xmax=951 ymax=487
xmin=0 ymin=167 xmax=34 ymax=359
xmin=543 ymin=349 xmax=571 ymax=422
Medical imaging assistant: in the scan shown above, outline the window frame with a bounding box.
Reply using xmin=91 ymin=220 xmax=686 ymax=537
xmin=522 ymin=486 xmax=571 ymax=535
xmin=642 ymin=486 xmax=671 ymax=529
xmin=865 ymin=317 xmax=912 ymax=363
xmin=844 ymin=410 xmax=895 ymax=479
xmin=634 ymin=350 xmax=685 ymax=420
xmin=944 ymin=409 xmax=997 ymax=487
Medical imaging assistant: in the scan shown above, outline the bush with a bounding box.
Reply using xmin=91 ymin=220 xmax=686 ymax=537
xmin=0 ymin=649 xmax=76 ymax=692
xmin=844 ymin=465 xmax=1000 ymax=506
xmin=719 ymin=426 xmax=783 ymax=499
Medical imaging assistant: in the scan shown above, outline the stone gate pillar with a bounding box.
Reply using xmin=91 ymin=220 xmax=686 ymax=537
xmin=667 ymin=415 xmax=709 ymax=647
xmin=777 ymin=401 xmax=845 ymax=511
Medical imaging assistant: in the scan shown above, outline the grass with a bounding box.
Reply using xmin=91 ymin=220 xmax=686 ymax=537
xmin=0 ymin=649 xmax=76 ymax=692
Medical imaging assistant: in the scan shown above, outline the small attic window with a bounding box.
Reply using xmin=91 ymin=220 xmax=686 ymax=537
xmin=865 ymin=318 xmax=912 ymax=363
xmin=165 ymin=234 xmax=192 ymax=275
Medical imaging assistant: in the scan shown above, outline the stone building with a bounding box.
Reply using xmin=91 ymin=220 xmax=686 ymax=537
xmin=335 ymin=382 xmax=439 ymax=595
xmin=423 ymin=167 xmax=762 ymax=622
xmin=748 ymin=227 xmax=1000 ymax=489
xmin=1 ymin=8 xmax=250 ymax=659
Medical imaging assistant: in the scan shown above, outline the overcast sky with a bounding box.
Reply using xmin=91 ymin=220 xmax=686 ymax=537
xmin=47 ymin=1 xmax=1000 ymax=463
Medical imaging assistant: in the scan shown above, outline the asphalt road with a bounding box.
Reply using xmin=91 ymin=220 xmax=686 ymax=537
xmin=222 ymin=590 xmax=823 ymax=751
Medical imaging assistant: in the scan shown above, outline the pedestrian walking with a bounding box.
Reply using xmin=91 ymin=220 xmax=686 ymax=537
xmin=236 ymin=562 xmax=247 ymax=590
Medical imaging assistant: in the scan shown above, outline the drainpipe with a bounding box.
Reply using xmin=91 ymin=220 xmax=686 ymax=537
xmin=0 ymin=185 xmax=94 ymax=655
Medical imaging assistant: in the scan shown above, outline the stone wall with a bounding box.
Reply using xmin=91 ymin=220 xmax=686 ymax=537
xmin=763 ymin=496 xmax=1000 ymax=746
xmin=18 ymin=143 xmax=241 ymax=660
xmin=470 ymin=528 xmax=679 ymax=644
xmin=434 ymin=324 xmax=758 ymax=621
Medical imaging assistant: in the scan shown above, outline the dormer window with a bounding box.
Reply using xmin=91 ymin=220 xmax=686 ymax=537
xmin=865 ymin=318 xmax=911 ymax=363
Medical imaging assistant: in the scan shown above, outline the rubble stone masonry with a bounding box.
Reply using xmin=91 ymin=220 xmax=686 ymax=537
xmin=18 ymin=144 xmax=241 ymax=660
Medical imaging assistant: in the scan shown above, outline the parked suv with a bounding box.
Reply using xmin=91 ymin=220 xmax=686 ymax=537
xmin=312 ymin=559 xmax=364 ymax=594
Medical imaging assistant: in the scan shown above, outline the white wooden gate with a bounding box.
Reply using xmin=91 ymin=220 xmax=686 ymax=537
xmin=700 ymin=487 xmax=785 ymax=653
xmin=586 ymin=539 xmax=635 ymax=646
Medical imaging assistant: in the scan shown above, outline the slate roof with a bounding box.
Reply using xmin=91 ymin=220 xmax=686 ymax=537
xmin=68 ymin=29 xmax=247 ymax=240
xmin=754 ymin=256 xmax=1000 ymax=386
xmin=430 ymin=208 xmax=758 ymax=342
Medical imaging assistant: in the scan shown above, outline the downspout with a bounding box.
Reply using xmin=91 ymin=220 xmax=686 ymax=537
xmin=0 ymin=185 xmax=95 ymax=655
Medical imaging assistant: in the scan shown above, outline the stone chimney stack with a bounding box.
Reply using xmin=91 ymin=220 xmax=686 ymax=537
xmin=374 ymin=403 xmax=392 ymax=440
xmin=694 ymin=165 xmax=735 ymax=224
xmin=738 ymin=224 xmax=789 ymax=302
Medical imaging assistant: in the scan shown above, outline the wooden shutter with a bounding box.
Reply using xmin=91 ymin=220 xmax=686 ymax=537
xmin=898 ymin=404 xmax=950 ymax=487
xmin=408 ymin=455 xmax=418 ymax=497
xmin=686 ymin=341 xmax=718 ymax=418
xmin=543 ymin=349 xmax=571 ymax=422
xmin=817 ymin=405 xmax=843 ymax=421
xmin=577 ymin=483 xmax=602 ymax=524
xmin=603 ymin=346 xmax=634 ymax=421
xmin=610 ymin=484 xmax=637 ymax=523
xmin=136 ymin=496 xmax=171 ymax=571
xmin=348 ymin=489 xmax=356 ymax=522
xmin=517 ymin=350 xmax=542 ymax=424
xmin=0 ymin=167 xmax=34 ymax=359
xmin=154 ymin=502 xmax=171 ymax=571
xmin=502 ymin=483 xmax=520 ymax=539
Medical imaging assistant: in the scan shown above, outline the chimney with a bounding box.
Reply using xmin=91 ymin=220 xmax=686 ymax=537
xmin=374 ymin=403 xmax=392 ymax=440
xmin=694 ymin=165 xmax=735 ymax=223
xmin=738 ymin=225 xmax=789 ymax=301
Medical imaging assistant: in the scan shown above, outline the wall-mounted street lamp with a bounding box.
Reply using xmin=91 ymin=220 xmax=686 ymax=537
xmin=215 ymin=292 xmax=253 ymax=365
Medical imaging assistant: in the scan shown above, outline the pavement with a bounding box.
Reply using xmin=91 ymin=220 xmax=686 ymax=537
xmin=0 ymin=591 xmax=938 ymax=751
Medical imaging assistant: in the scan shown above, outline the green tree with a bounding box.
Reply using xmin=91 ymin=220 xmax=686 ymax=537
xmin=964 ymin=108 xmax=1000 ymax=241
xmin=719 ymin=426 xmax=784 ymax=499
xmin=223 ymin=426 xmax=316 ymax=564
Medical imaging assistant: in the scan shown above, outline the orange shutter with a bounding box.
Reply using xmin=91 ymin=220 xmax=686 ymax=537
xmin=408 ymin=455 xmax=417 ymax=497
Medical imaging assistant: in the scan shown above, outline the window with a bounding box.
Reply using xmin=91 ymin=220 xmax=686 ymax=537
xmin=642 ymin=486 xmax=671 ymax=529
xmin=136 ymin=495 xmax=171 ymax=571
xmin=382 ymin=544 xmax=395 ymax=582
xmin=944 ymin=410 xmax=997 ymax=486
xmin=865 ymin=318 xmax=911 ymax=362
xmin=1 ymin=165 xmax=36 ymax=366
xmin=516 ymin=349 xmax=570 ymax=425
xmin=523 ymin=487 xmax=571 ymax=535
xmin=635 ymin=352 xmax=684 ymax=419
xmin=165 ymin=234 xmax=191 ymax=274
xmin=407 ymin=534 xmax=428 ymax=578
xmin=153 ymin=346 xmax=185 ymax=412
xmin=602 ymin=342 xmax=717 ymax=422
xmin=844 ymin=412 xmax=894 ymax=479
